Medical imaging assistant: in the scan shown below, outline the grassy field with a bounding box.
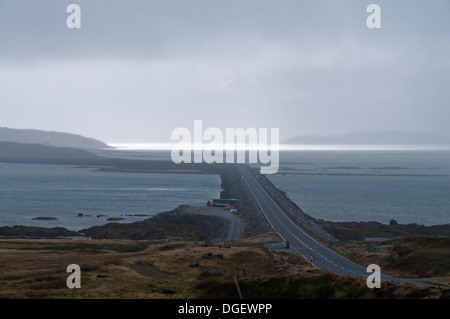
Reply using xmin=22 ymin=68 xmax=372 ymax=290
xmin=330 ymin=237 xmax=450 ymax=287
xmin=0 ymin=235 xmax=449 ymax=299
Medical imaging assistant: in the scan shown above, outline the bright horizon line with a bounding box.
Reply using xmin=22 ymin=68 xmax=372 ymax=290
xmin=106 ymin=143 xmax=450 ymax=151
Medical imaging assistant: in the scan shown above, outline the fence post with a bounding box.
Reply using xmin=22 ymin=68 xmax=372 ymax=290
xmin=231 ymin=271 xmax=243 ymax=299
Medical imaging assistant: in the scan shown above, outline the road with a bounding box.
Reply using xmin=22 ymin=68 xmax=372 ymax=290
xmin=238 ymin=165 xmax=432 ymax=286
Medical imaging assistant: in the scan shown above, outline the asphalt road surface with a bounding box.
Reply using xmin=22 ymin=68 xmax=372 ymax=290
xmin=238 ymin=165 xmax=433 ymax=287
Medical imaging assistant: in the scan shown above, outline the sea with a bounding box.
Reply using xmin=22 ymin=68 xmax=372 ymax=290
xmin=0 ymin=162 xmax=221 ymax=230
xmin=0 ymin=147 xmax=449 ymax=230
xmin=268 ymin=150 xmax=450 ymax=226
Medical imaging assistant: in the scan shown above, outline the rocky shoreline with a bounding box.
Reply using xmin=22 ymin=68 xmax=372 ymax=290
xmin=318 ymin=220 xmax=450 ymax=241
xmin=0 ymin=205 xmax=231 ymax=241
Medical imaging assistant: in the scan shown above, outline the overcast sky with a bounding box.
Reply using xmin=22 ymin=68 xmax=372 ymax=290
xmin=0 ymin=0 xmax=449 ymax=143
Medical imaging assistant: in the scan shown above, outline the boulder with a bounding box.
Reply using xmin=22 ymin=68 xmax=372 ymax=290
xmin=152 ymin=288 xmax=176 ymax=294
xmin=207 ymin=270 xmax=222 ymax=276
xmin=389 ymin=219 xmax=398 ymax=226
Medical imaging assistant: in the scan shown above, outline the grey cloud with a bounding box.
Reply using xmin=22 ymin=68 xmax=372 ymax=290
xmin=0 ymin=0 xmax=449 ymax=142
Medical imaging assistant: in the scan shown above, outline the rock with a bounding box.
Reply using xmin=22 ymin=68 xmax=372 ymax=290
xmin=0 ymin=225 xmax=79 ymax=238
xmin=207 ymin=270 xmax=222 ymax=276
xmin=124 ymin=214 xmax=151 ymax=217
xmin=190 ymin=263 xmax=200 ymax=267
xmin=152 ymin=288 xmax=176 ymax=294
xmin=201 ymin=253 xmax=213 ymax=258
xmin=389 ymin=219 xmax=398 ymax=226
xmin=31 ymin=217 xmax=58 ymax=220
xmin=96 ymin=273 xmax=109 ymax=278
xmin=99 ymin=249 xmax=115 ymax=254
xmin=213 ymin=254 xmax=223 ymax=258
xmin=391 ymin=246 xmax=411 ymax=261
xmin=78 ymin=213 xmax=93 ymax=217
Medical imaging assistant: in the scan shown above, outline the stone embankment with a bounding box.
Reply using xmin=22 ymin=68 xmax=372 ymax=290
xmin=218 ymin=164 xmax=337 ymax=243
xmin=217 ymin=165 xmax=272 ymax=238
xmin=244 ymin=166 xmax=338 ymax=244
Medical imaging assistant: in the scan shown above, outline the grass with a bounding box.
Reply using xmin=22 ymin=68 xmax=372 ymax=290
xmin=0 ymin=239 xmax=149 ymax=253
xmin=194 ymin=273 xmax=447 ymax=299
xmin=158 ymin=243 xmax=185 ymax=251
xmin=0 ymin=236 xmax=449 ymax=299
xmin=331 ymin=237 xmax=450 ymax=279
xmin=0 ymin=238 xmax=276 ymax=298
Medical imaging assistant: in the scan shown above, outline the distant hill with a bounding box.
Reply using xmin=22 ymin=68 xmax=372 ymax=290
xmin=285 ymin=131 xmax=450 ymax=145
xmin=0 ymin=141 xmax=100 ymax=160
xmin=0 ymin=127 xmax=109 ymax=150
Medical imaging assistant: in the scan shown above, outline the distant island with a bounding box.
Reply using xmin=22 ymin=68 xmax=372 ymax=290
xmin=285 ymin=131 xmax=450 ymax=145
xmin=0 ymin=141 xmax=101 ymax=161
xmin=0 ymin=127 xmax=109 ymax=150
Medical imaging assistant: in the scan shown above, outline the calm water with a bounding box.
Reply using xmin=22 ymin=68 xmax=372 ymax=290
xmin=0 ymin=163 xmax=221 ymax=230
xmin=1 ymin=150 xmax=449 ymax=230
xmin=101 ymin=148 xmax=450 ymax=226
xmin=267 ymin=151 xmax=450 ymax=226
